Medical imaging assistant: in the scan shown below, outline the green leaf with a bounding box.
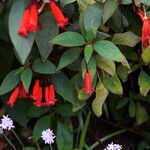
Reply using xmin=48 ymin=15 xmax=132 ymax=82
xmin=84 ymin=45 xmax=93 ymax=64
xmin=51 ymin=72 xmax=74 ymax=104
xmin=128 ymin=100 xmax=136 ymax=118
xmin=6 ymin=101 xmax=28 ymax=127
xmin=21 ymin=68 xmax=32 ymax=92
xmin=56 ymin=123 xmax=73 ymax=150
xmin=32 ymin=58 xmax=56 ymax=74
xmin=140 ymin=0 xmax=150 ymax=6
xmin=92 ymin=81 xmax=109 ymax=117
xmin=60 ymin=0 xmax=76 ymax=6
xmin=142 ymin=46 xmax=150 ymax=65
xmin=94 ymin=40 xmax=126 ymax=63
xmin=116 ymin=98 xmax=129 ymax=110
xmin=83 ymin=3 xmax=102 ymax=35
xmin=22 ymin=147 xmax=37 ymax=150
xmin=57 ymin=48 xmax=81 ymax=70
xmin=102 ymin=73 xmax=123 ymax=95
xmin=35 ymin=12 xmax=59 ymax=60
xmin=27 ymin=106 xmax=49 ymax=118
xmin=0 ymin=70 xmax=20 ymax=95
xmin=9 ymin=0 xmax=36 ymax=64
xmin=138 ymin=71 xmax=150 ymax=96
xmin=112 ymin=31 xmax=140 ymax=47
xmin=33 ymin=115 xmax=52 ymax=141
xmin=103 ymin=0 xmax=118 ymax=23
xmin=136 ymin=102 xmax=149 ymax=125
xmin=50 ymin=32 xmax=85 ymax=47
xmin=95 ymin=54 xmax=116 ymax=76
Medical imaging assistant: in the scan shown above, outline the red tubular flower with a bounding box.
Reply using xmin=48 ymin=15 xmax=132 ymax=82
xmin=142 ymin=17 xmax=150 ymax=47
xmin=136 ymin=8 xmax=145 ymax=21
xmin=27 ymin=2 xmax=39 ymax=32
xmin=7 ymin=86 xmax=19 ymax=107
xmin=18 ymin=83 xmax=29 ymax=99
xmin=45 ymin=84 xmax=57 ymax=106
xmin=82 ymin=71 xmax=95 ymax=94
xmin=31 ymin=80 xmax=42 ymax=107
xmin=18 ymin=8 xmax=30 ymax=37
xmin=49 ymin=1 xmax=69 ymax=28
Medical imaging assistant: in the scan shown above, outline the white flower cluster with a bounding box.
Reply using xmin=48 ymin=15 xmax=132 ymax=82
xmin=0 ymin=115 xmax=15 ymax=133
xmin=41 ymin=128 xmax=56 ymax=145
xmin=104 ymin=142 xmax=122 ymax=150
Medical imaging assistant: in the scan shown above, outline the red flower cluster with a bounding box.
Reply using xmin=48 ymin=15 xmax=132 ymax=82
xmin=136 ymin=8 xmax=150 ymax=47
xmin=7 ymin=83 xmax=29 ymax=107
xmin=18 ymin=0 xmax=69 ymax=37
xmin=31 ymin=80 xmax=57 ymax=107
xmin=82 ymin=70 xmax=95 ymax=94
xmin=18 ymin=2 xmax=39 ymax=37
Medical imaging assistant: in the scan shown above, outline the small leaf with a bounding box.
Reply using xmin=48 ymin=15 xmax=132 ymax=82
xmin=138 ymin=71 xmax=150 ymax=96
xmin=84 ymin=45 xmax=93 ymax=64
xmin=92 ymin=81 xmax=109 ymax=117
xmin=103 ymin=0 xmax=118 ymax=23
xmin=128 ymin=100 xmax=136 ymax=118
xmin=27 ymin=106 xmax=49 ymax=118
xmin=32 ymin=58 xmax=56 ymax=74
xmin=33 ymin=115 xmax=52 ymax=141
xmin=35 ymin=12 xmax=59 ymax=60
xmin=51 ymin=72 xmax=74 ymax=104
xmin=9 ymin=0 xmax=36 ymax=64
xmin=136 ymin=102 xmax=149 ymax=125
xmin=60 ymin=0 xmax=76 ymax=6
xmin=83 ymin=3 xmax=102 ymax=35
xmin=56 ymin=123 xmax=73 ymax=150
xmin=112 ymin=31 xmax=140 ymax=47
xmin=21 ymin=68 xmax=32 ymax=92
xmin=95 ymin=54 xmax=116 ymax=76
xmin=57 ymin=48 xmax=81 ymax=70
xmin=0 ymin=70 xmax=20 ymax=95
xmin=50 ymin=32 xmax=85 ymax=47
xmin=94 ymin=40 xmax=126 ymax=63
xmin=102 ymin=73 xmax=123 ymax=95
xmin=142 ymin=46 xmax=150 ymax=65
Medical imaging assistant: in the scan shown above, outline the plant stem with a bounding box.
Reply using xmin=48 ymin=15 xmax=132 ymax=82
xmin=89 ymin=129 xmax=127 ymax=150
xmin=36 ymin=141 xmax=41 ymax=150
xmin=3 ymin=134 xmax=17 ymax=150
xmin=11 ymin=129 xmax=24 ymax=148
xmin=49 ymin=144 xmax=53 ymax=150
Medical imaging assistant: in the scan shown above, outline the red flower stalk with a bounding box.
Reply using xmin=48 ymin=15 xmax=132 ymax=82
xmin=142 ymin=17 xmax=150 ymax=47
xmin=45 ymin=84 xmax=57 ymax=106
xmin=27 ymin=2 xmax=39 ymax=32
xmin=136 ymin=8 xmax=150 ymax=47
xmin=18 ymin=8 xmax=30 ymax=37
xmin=31 ymin=80 xmax=42 ymax=107
xmin=82 ymin=71 xmax=95 ymax=94
xmin=7 ymin=86 xmax=19 ymax=107
xmin=49 ymin=1 xmax=69 ymax=28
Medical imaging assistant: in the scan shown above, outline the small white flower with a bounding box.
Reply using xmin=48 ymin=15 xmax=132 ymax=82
xmin=0 ymin=115 xmax=15 ymax=131
xmin=41 ymin=128 xmax=56 ymax=145
xmin=104 ymin=142 xmax=122 ymax=150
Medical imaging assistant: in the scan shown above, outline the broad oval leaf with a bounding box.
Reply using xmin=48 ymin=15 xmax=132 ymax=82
xmin=94 ymin=40 xmax=126 ymax=63
xmin=57 ymin=48 xmax=81 ymax=71
xmin=112 ymin=31 xmax=140 ymax=47
xmin=92 ymin=81 xmax=109 ymax=117
xmin=35 ymin=12 xmax=59 ymax=60
xmin=33 ymin=115 xmax=52 ymax=141
xmin=32 ymin=58 xmax=56 ymax=74
xmin=84 ymin=45 xmax=93 ymax=64
xmin=103 ymin=0 xmax=118 ymax=23
xmin=95 ymin=54 xmax=116 ymax=76
xmin=0 ymin=70 xmax=20 ymax=95
xmin=102 ymin=73 xmax=123 ymax=95
xmin=51 ymin=72 xmax=74 ymax=104
xmin=142 ymin=46 xmax=150 ymax=65
xmin=61 ymin=0 xmax=76 ymax=6
xmin=138 ymin=71 xmax=150 ymax=96
xmin=50 ymin=31 xmax=85 ymax=47
xmin=21 ymin=68 xmax=32 ymax=92
xmin=140 ymin=0 xmax=150 ymax=6
xmin=56 ymin=123 xmax=73 ymax=150
xmin=9 ymin=0 xmax=36 ymax=64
